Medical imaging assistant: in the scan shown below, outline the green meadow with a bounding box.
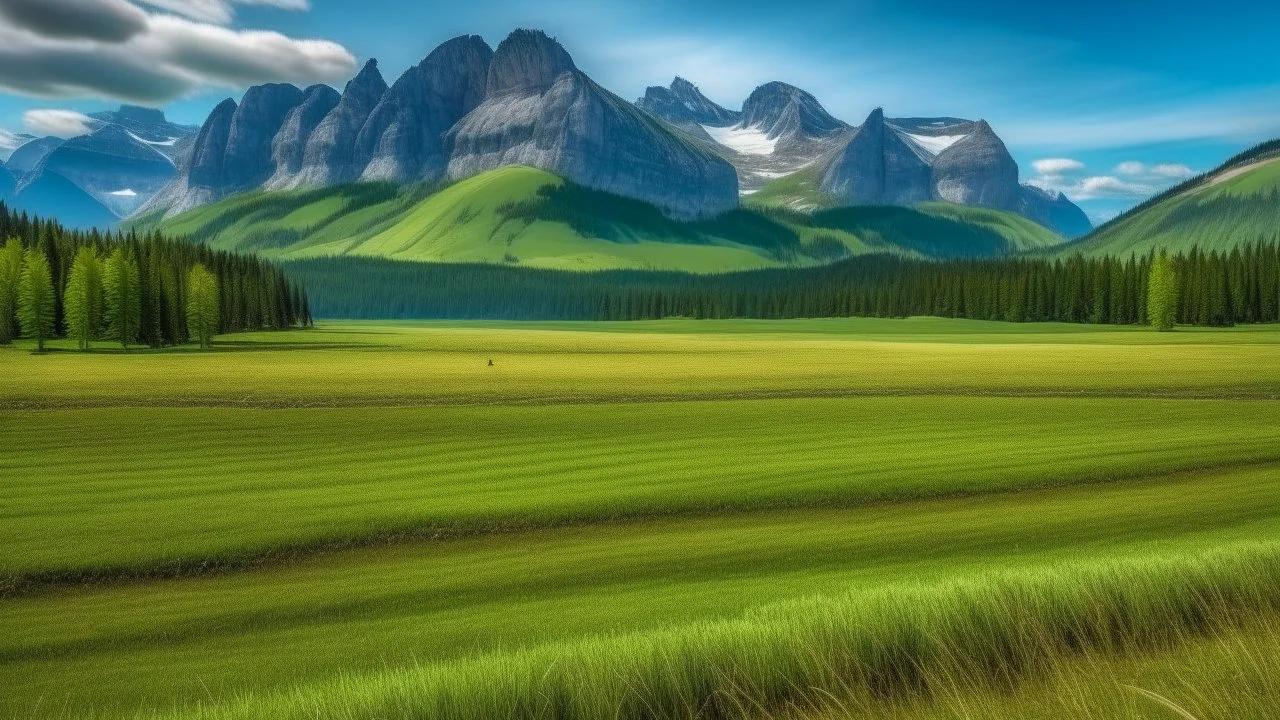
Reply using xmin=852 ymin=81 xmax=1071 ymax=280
xmin=3 ymin=319 xmax=1280 ymax=719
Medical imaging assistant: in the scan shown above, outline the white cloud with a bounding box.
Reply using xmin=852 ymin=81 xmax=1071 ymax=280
xmin=135 ymin=0 xmax=310 ymax=25
xmin=1029 ymin=174 xmax=1159 ymax=201
xmin=1032 ymin=158 xmax=1084 ymax=174
xmin=0 ymin=0 xmax=353 ymax=103
xmin=1115 ymin=161 xmax=1194 ymax=179
xmin=23 ymin=108 xmax=95 ymax=137
xmin=0 ymin=127 xmax=25 ymax=150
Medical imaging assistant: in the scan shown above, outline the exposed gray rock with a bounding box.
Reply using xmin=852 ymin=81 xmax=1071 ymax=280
xmin=929 ymin=120 xmax=1020 ymax=209
xmin=446 ymin=30 xmax=737 ymax=221
xmin=821 ymin=108 xmax=932 ymax=205
xmin=1020 ymin=185 xmax=1093 ymax=238
xmin=267 ymin=84 xmax=341 ymax=188
xmin=288 ymin=59 xmax=387 ymax=187
xmin=222 ymin=83 xmax=304 ymax=191
xmin=636 ymin=77 xmax=741 ymax=127
xmin=357 ymin=35 xmax=493 ymax=182
xmin=139 ymin=97 xmax=237 ymax=218
xmin=740 ymin=82 xmax=847 ymax=141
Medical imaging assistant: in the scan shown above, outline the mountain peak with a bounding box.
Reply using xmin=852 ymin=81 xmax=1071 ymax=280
xmin=741 ymin=82 xmax=846 ymax=140
xmin=116 ymin=105 xmax=167 ymax=126
xmin=488 ymin=28 xmax=576 ymax=96
xmin=636 ymin=76 xmax=740 ymax=127
xmin=348 ymin=59 xmax=387 ymax=95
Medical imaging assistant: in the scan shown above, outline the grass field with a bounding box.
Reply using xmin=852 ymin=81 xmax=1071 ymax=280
xmin=3 ymin=319 xmax=1280 ymax=719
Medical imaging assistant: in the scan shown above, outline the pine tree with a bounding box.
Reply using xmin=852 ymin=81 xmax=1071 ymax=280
xmin=17 ymin=248 xmax=56 ymax=351
xmin=1147 ymin=251 xmax=1179 ymax=331
xmin=103 ymin=247 xmax=142 ymax=349
xmin=63 ymin=247 xmax=103 ymax=351
xmin=0 ymin=238 xmax=23 ymax=344
xmin=186 ymin=264 xmax=220 ymax=349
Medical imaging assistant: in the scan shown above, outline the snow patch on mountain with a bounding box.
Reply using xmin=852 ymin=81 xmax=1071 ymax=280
xmin=701 ymin=124 xmax=778 ymax=156
xmin=905 ymin=133 xmax=968 ymax=156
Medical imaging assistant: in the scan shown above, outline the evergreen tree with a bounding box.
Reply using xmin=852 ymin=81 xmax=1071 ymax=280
xmin=186 ymin=264 xmax=220 ymax=349
xmin=0 ymin=238 xmax=23 ymax=344
xmin=63 ymin=247 xmax=103 ymax=351
xmin=1147 ymin=251 xmax=1179 ymax=331
xmin=103 ymin=247 xmax=142 ymax=349
xmin=17 ymin=248 xmax=55 ymax=351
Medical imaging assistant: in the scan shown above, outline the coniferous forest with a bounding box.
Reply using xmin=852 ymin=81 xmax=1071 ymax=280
xmin=0 ymin=203 xmax=310 ymax=348
xmin=288 ymin=241 xmax=1280 ymax=326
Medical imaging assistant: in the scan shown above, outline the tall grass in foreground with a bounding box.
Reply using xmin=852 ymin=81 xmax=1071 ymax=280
xmin=159 ymin=544 xmax=1280 ymax=720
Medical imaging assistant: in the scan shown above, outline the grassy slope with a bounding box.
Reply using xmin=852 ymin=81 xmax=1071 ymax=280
xmin=747 ymin=172 xmax=1063 ymax=252
xmin=3 ymin=321 xmax=1280 ymax=718
xmin=143 ymin=166 xmax=1062 ymax=271
xmin=1062 ymin=156 xmax=1280 ymax=257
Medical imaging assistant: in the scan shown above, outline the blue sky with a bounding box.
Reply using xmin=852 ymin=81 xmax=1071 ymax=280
xmin=2 ymin=0 xmax=1278 ymax=222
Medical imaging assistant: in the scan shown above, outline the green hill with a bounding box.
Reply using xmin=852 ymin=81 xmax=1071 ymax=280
xmin=138 ymin=165 xmax=1063 ymax=272
xmin=1059 ymin=140 xmax=1280 ymax=257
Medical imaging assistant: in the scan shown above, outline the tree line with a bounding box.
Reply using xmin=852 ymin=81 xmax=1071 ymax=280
xmin=0 ymin=203 xmax=310 ymax=350
xmin=287 ymin=241 xmax=1280 ymax=327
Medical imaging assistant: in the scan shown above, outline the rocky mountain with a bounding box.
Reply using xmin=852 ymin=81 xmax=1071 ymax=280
xmin=636 ymin=77 xmax=741 ymax=128
xmin=0 ymin=106 xmax=197 ymax=226
xmin=0 ymin=163 xmax=14 ymax=199
xmin=289 ymin=60 xmax=388 ymax=188
xmin=821 ymin=108 xmax=932 ymax=206
xmin=268 ymin=85 xmax=341 ymax=186
xmin=445 ymin=30 xmax=736 ymax=220
xmin=356 ymin=35 xmax=492 ymax=183
xmin=740 ymin=82 xmax=848 ymax=142
xmin=20 ymin=124 xmax=176 ymax=217
xmin=1020 ymin=185 xmax=1093 ymax=240
xmin=135 ymin=27 xmax=1087 ymax=238
xmin=147 ymin=29 xmax=737 ymax=222
xmin=87 ymin=105 xmax=199 ymax=161
xmin=635 ymin=75 xmax=1091 ymax=237
xmin=5 ymin=136 xmax=63 ymax=175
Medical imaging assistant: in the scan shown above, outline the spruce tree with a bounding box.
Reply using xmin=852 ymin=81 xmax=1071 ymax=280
xmin=103 ymin=247 xmax=142 ymax=349
xmin=63 ymin=247 xmax=103 ymax=351
xmin=1147 ymin=251 xmax=1179 ymax=331
xmin=0 ymin=238 xmax=23 ymax=344
xmin=186 ymin=264 xmax=220 ymax=349
xmin=17 ymin=248 xmax=55 ymax=351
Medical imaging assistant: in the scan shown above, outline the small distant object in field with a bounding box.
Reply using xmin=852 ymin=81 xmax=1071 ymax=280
xmin=488 ymin=358 xmax=494 ymax=367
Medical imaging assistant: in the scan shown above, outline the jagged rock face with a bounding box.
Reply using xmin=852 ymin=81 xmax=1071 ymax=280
xmin=290 ymin=59 xmax=387 ymax=187
xmin=357 ymin=35 xmax=493 ymax=182
xmin=27 ymin=124 xmax=176 ymax=216
xmin=186 ymin=98 xmax=239 ymax=190
xmin=486 ymin=28 xmax=576 ymax=96
xmin=821 ymin=109 xmax=931 ymax=205
xmin=222 ymin=84 xmax=304 ymax=191
xmin=1020 ymin=185 xmax=1093 ymax=238
xmin=447 ymin=30 xmax=738 ymax=221
xmin=930 ymin=121 xmax=1020 ymax=209
xmin=268 ymin=85 xmax=341 ymax=186
xmin=740 ymin=82 xmax=847 ymax=140
xmin=636 ymin=77 xmax=741 ymax=127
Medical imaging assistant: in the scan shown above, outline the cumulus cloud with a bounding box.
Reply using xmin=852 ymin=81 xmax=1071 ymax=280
xmin=1027 ymin=157 xmax=1197 ymax=201
xmin=23 ymin=109 xmax=96 ymax=137
xmin=0 ymin=0 xmax=353 ymax=103
xmin=1031 ymin=158 xmax=1085 ymax=174
xmin=135 ymin=0 xmax=309 ymax=25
